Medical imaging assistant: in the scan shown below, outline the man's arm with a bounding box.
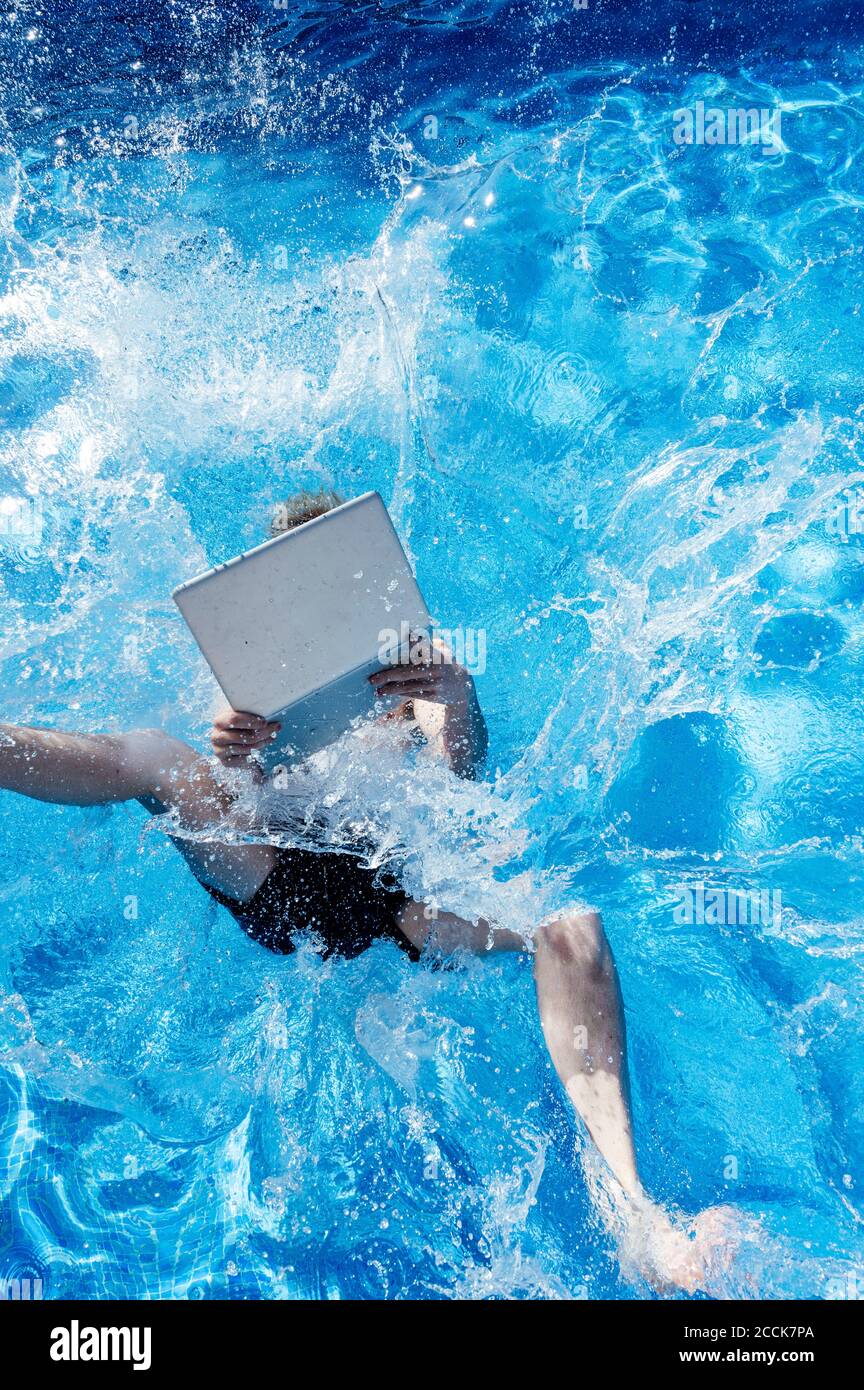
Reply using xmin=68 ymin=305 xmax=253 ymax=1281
xmin=0 ymin=723 xmax=274 ymax=901
xmin=427 ymin=670 xmax=488 ymax=778
xmin=368 ymin=638 xmax=488 ymax=779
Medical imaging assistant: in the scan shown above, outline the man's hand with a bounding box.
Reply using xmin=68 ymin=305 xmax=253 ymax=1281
xmin=210 ymin=709 xmax=281 ymax=767
xmin=368 ymin=637 xmax=488 ymax=778
xmin=368 ymin=637 xmax=471 ymax=708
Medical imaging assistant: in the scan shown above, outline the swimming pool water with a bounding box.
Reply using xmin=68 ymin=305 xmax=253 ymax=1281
xmin=1 ymin=0 xmax=863 ymax=1300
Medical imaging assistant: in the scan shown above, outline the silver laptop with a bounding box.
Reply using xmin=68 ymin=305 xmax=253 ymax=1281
xmin=172 ymin=492 xmax=430 ymax=771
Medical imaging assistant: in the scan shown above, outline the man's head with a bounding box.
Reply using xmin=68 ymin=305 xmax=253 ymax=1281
xmin=269 ymin=488 xmax=344 ymax=538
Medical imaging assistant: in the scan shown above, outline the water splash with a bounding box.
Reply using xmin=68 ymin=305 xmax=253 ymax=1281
xmin=1 ymin=6 xmax=863 ymax=1299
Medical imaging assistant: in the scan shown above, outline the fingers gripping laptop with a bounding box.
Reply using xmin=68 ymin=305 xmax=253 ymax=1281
xmin=173 ymin=492 xmax=430 ymax=772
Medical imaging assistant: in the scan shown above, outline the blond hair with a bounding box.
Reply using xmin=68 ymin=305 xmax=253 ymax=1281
xmin=269 ymin=488 xmax=344 ymax=537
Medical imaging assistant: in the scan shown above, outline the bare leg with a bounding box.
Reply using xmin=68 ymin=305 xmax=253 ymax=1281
xmin=396 ymin=900 xmax=527 ymax=955
xmin=397 ymin=898 xmax=730 ymax=1292
xmin=533 ymin=910 xmax=641 ymax=1197
xmin=531 ymin=912 xmax=726 ymax=1286
xmin=0 ymin=723 xmax=273 ymax=901
xmin=399 ymin=900 xmax=640 ymax=1192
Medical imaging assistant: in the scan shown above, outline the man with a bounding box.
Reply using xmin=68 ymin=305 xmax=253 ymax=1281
xmin=0 ymin=489 xmax=731 ymax=1293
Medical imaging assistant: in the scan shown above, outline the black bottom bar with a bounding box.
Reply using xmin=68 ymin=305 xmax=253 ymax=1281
xmin=2 ymin=1296 xmax=852 ymax=1375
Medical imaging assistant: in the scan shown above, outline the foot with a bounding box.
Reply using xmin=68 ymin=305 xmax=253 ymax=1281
xmin=619 ymin=1198 xmax=740 ymax=1295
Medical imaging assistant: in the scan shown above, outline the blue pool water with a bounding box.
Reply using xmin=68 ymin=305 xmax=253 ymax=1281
xmin=1 ymin=0 xmax=863 ymax=1299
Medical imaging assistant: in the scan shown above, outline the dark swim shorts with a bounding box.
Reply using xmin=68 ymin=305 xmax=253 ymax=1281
xmin=201 ymin=845 xmax=420 ymax=962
